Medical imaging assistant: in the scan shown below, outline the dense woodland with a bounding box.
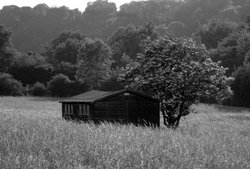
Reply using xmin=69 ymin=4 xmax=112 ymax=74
xmin=0 ymin=0 xmax=250 ymax=107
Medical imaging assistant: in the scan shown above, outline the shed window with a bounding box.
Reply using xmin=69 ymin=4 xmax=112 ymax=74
xmin=64 ymin=104 xmax=73 ymax=114
xmin=79 ymin=104 xmax=90 ymax=116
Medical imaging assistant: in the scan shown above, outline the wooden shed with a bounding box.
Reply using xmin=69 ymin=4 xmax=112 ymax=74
xmin=60 ymin=89 xmax=160 ymax=127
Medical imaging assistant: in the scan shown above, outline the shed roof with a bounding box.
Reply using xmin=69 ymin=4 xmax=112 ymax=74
xmin=60 ymin=89 xmax=159 ymax=103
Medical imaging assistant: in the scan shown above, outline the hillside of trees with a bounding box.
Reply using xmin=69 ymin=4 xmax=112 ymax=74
xmin=1 ymin=0 xmax=250 ymax=107
xmin=0 ymin=0 xmax=249 ymax=52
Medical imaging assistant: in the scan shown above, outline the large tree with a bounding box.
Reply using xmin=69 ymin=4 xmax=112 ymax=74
xmin=195 ymin=18 xmax=237 ymax=49
xmin=122 ymin=36 xmax=232 ymax=128
xmin=42 ymin=30 xmax=86 ymax=79
xmin=76 ymin=38 xmax=112 ymax=89
xmin=43 ymin=30 xmax=86 ymax=65
xmin=0 ymin=24 xmax=15 ymax=72
xmin=109 ymin=23 xmax=158 ymax=68
xmin=210 ymin=29 xmax=250 ymax=76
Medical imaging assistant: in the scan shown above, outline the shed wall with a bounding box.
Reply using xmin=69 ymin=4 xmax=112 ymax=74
xmin=93 ymin=95 xmax=127 ymax=123
xmin=92 ymin=93 xmax=160 ymax=126
xmin=126 ymin=94 xmax=160 ymax=126
xmin=61 ymin=91 xmax=160 ymax=127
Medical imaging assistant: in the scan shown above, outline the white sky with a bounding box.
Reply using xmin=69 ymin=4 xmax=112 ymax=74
xmin=0 ymin=0 xmax=134 ymax=11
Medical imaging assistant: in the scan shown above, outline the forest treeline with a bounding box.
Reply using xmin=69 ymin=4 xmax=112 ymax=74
xmin=1 ymin=0 xmax=250 ymax=52
xmin=0 ymin=0 xmax=250 ymax=107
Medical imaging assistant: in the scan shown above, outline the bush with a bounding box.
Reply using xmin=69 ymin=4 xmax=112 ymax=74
xmin=30 ymin=82 xmax=47 ymax=96
xmin=47 ymin=74 xmax=71 ymax=97
xmin=9 ymin=53 xmax=54 ymax=85
xmin=0 ymin=73 xmax=24 ymax=96
xmin=231 ymin=63 xmax=250 ymax=107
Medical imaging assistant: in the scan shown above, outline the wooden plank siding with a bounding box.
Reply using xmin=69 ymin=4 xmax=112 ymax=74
xmin=93 ymin=95 xmax=127 ymax=123
xmin=60 ymin=89 xmax=160 ymax=127
xmin=126 ymin=94 xmax=160 ymax=127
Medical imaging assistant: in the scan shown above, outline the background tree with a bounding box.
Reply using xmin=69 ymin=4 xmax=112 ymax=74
xmin=76 ymin=38 xmax=112 ymax=89
xmin=9 ymin=52 xmax=53 ymax=85
xmin=210 ymin=29 xmax=250 ymax=76
xmin=195 ymin=18 xmax=237 ymax=49
xmin=29 ymin=82 xmax=47 ymax=96
xmin=0 ymin=24 xmax=15 ymax=72
xmin=43 ymin=30 xmax=85 ymax=64
xmin=1 ymin=0 xmax=250 ymax=53
xmin=84 ymin=0 xmax=117 ymax=39
xmin=47 ymin=74 xmax=71 ymax=97
xmin=99 ymin=69 xmax=125 ymax=91
xmin=42 ymin=30 xmax=86 ymax=79
xmin=0 ymin=73 xmax=24 ymax=96
xmin=109 ymin=23 xmax=158 ymax=68
xmin=122 ymin=36 xmax=232 ymax=128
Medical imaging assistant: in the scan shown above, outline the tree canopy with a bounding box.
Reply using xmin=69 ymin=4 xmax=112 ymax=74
xmin=0 ymin=24 xmax=15 ymax=72
xmin=195 ymin=18 xmax=237 ymax=49
xmin=76 ymin=38 xmax=112 ymax=89
xmin=122 ymin=36 xmax=232 ymax=128
xmin=109 ymin=23 xmax=158 ymax=68
xmin=1 ymin=0 xmax=249 ymax=52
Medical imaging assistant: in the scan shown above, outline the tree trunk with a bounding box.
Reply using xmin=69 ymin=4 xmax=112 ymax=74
xmin=162 ymin=101 xmax=190 ymax=129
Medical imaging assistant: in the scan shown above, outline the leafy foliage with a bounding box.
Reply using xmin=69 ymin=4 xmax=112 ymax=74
xmin=85 ymin=0 xmax=116 ymax=15
xmin=210 ymin=30 xmax=250 ymax=76
xmin=0 ymin=24 xmax=15 ymax=72
xmin=30 ymin=82 xmax=47 ymax=96
xmin=42 ymin=30 xmax=86 ymax=79
xmin=47 ymin=74 xmax=71 ymax=97
xmin=76 ymin=38 xmax=112 ymax=89
xmin=109 ymin=23 xmax=158 ymax=68
xmin=1 ymin=0 xmax=249 ymax=53
xmin=122 ymin=36 xmax=232 ymax=128
xmin=9 ymin=52 xmax=54 ymax=85
xmin=99 ymin=70 xmax=125 ymax=91
xmin=43 ymin=30 xmax=85 ymax=65
xmin=0 ymin=72 xmax=24 ymax=96
xmin=195 ymin=18 xmax=237 ymax=49
xmin=47 ymin=73 xmax=88 ymax=97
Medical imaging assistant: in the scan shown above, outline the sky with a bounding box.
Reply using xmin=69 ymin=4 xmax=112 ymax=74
xmin=0 ymin=0 xmax=134 ymax=11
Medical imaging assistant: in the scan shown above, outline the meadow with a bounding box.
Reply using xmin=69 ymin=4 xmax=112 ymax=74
xmin=0 ymin=97 xmax=250 ymax=169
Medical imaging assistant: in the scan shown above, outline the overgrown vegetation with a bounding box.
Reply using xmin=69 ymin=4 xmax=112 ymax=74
xmin=0 ymin=97 xmax=250 ymax=168
xmin=29 ymin=82 xmax=47 ymax=96
xmin=0 ymin=73 xmax=23 ymax=96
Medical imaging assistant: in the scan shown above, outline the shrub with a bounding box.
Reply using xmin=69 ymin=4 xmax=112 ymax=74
xmin=0 ymin=73 xmax=24 ymax=96
xmin=47 ymin=74 xmax=71 ymax=97
xmin=30 ymin=82 xmax=47 ymax=96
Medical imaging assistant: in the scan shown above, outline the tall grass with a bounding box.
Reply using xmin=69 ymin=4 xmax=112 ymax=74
xmin=0 ymin=97 xmax=250 ymax=169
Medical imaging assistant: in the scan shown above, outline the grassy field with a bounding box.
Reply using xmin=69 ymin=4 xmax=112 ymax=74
xmin=0 ymin=97 xmax=250 ymax=169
